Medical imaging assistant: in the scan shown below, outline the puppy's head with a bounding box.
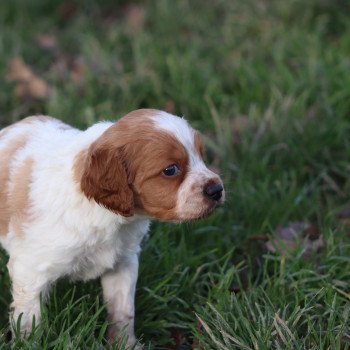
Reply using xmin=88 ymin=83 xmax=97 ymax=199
xmin=78 ymin=109 xmax=224 ymax=221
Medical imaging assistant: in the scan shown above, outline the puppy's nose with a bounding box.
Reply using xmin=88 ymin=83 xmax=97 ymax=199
xmin=204 ymin=183 xmax=224 ymax=201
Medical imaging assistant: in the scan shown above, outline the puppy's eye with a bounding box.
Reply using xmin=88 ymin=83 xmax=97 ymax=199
xmin=162 ymin=164 xmax=180 ymax=177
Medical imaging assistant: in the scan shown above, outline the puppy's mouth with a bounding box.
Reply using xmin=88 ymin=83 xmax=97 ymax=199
xmin=199 ymin=201 xmax=222 ymax=219
xmin=177 ymin=201 xmax=222 ymax=223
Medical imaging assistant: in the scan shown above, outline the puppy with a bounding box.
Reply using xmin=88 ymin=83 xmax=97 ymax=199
xmin=0 ymin=109 xmax=224 ymax=346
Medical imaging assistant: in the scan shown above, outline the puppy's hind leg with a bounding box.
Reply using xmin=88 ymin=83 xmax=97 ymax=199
xmin=8 ymin=257 xmax=49 ymax=337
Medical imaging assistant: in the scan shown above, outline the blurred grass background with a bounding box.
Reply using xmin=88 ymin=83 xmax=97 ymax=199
xmin=1 ymin=0 xmax=350 ymax=349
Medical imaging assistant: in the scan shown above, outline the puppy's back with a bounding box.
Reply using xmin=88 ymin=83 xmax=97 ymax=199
xmin=0 ymin=116 xmax=75 ymax=243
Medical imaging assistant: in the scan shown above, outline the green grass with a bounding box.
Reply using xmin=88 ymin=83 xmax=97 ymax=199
xmin=1 ymin=0 xmax=350 ymax=348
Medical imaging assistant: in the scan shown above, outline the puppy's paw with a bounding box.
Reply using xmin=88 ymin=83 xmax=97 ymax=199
xmin=132 ymin=342 xmax=144 ymax=350
xmin=127 ymin=340 xmax=143 ymax=350
xmin=107 ymin=326 xmax=142 ymax=349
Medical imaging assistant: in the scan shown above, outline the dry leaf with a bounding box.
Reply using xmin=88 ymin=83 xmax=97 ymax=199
xmin=6 ymin=57 xmax=33 ymax=81
xmin=50 ymin=54 xmax=68 ymax=76
xmin=165 ymin=328 xmax=187 ymax=350
xmin=192 ymin=320 xmax=204 ymax=349
xmin=341 ymin=336 xmax=350 ymax=350
xmin=36 ymin=34 xmax=57 ymax=50
xmin=248 ymin=234 xmax=269 ymax=242
xmin=14 ymin=79 xmax=49 ymax=99
xmin=337 ymin=206 xmax=350 ymax=220
xmin=125 ymin=5 xmax=146 ymax=35
xmin=58 ymin=2 xmax=77 ymax=20
xmin=164 ymin=100 xmax=176 ymax=114
xmin=7 ymin=57 xmax=50 ymax=99
xmin=70 ymin=57 xmax=86 ymax=85
xmin=49 ymin=52 xmax=87 ymax=86
xmin=265 ymin=222 xmax=324 ymax=259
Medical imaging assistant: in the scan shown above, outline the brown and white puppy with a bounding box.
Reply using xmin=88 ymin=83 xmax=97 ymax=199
xmin=0 ymin=109 xmax=224 ymax=347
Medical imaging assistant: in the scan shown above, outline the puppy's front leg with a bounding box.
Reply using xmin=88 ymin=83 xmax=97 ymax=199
xmin=101 ymin=254 xmax=140 ymax=347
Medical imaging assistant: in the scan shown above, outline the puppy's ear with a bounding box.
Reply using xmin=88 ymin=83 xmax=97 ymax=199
xmin=80 ymin=142 xmax=134 ymax=217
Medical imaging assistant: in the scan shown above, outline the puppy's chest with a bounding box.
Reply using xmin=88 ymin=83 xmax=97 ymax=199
xmin=69 ymin=219 xmax=150 ymax=281
xmin=70 ymin=236 xmax=118 ymax=281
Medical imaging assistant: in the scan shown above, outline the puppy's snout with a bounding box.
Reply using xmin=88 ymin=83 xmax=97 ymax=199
xmin=204 ymin=183 xmax=224 ymax=201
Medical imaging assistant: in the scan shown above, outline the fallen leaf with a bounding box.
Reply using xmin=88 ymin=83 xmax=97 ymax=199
xmin=6 ymin=57 xmax=32 ymax=81
xmin=165 ymin=328 xmax=187 ymax=350
xmin=50 ymin=54 xmax=68 ymax=76
xmin=341 ymin=336 xmax=350 ymax=350
xmin=49 ymin=52 xmax=88 ymax=87
xmin=337 ymin=206 xmax=350 ymax=220
xmin=36 ymin=33 xmax=58 ymax=50
xmin=14 ymin=79 xmax=49 ymax=99
xmin=6 ymin=57 xmax=50 ymax=99
xmin=125 ymin=4 xmax=146 ymax=35
xmin=192 ymin=320 xmax=203 ymax=349
xmin=164 ymin=100 xmax=176 ymax=114
xmin=247 ymin=234 xmax=269 ymax=242
xmin=265 ymin=222 xmax=324 ymax=259
xmin=70 ymin=57 xmax=86 ymax=85
xmin=58 ymin=1 xmax=77 ymax=20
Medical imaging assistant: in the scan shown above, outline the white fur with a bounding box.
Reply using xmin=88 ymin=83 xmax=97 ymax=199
xmin=151 ymin=111 xmax=221 ymax=220
xmin=0 ymin=111 xmax=223 ymax=346
xmin=0 ymin=117 xmax=149 ymax=346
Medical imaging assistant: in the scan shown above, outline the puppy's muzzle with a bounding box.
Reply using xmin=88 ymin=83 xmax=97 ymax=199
xmin=203 ymin=183 xmax=224 ymax=201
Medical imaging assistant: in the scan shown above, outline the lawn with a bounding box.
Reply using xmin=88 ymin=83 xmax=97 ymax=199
xmin=1 ymin=0 xmax=350 ymax=349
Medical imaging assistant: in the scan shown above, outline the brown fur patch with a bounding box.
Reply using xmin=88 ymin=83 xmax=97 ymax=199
xmin=0 ymin=136 xmax=28 ymax=235
xmin=9 ymin=157 xmax=34 ymax=235
xmin=73 ymin=149 xmax=88 ymax=184
xmin=80 ymin=138 xmax=135 ymax=216
xmin=75 ymin=109 xmax=189 ymax=220
xmin=129 ymin=132 xmax=188 ymax=220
